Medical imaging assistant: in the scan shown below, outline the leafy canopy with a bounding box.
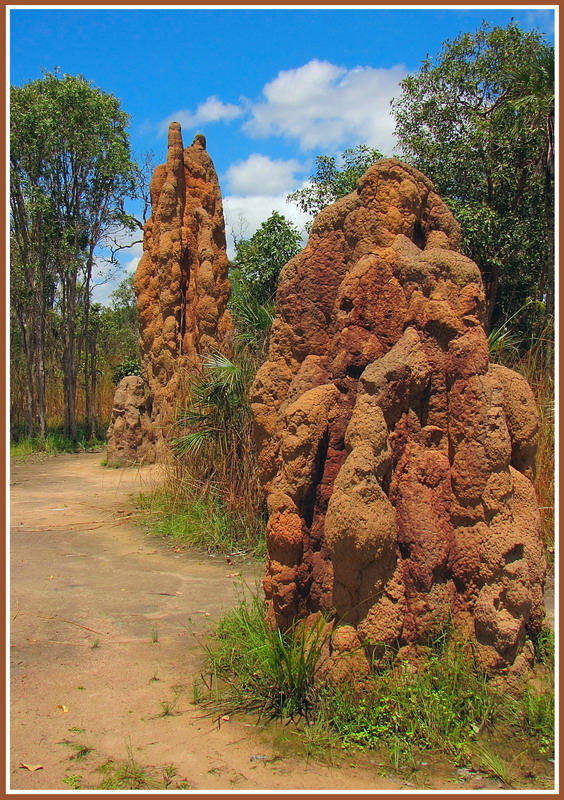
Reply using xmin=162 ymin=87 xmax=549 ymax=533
xmin=10 ymin=69 xmax=136 ymax=256
xmin=287 ymin=145 xmax=384 ymax=222
xmin=233 ymin=211 xmax=302 ymax=306
xmin=392 ymin=22 xmax=554 ymax=330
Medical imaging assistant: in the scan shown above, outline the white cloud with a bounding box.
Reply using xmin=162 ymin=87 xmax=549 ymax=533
xmin=525 ymin=9 xmax=555 ymax=35
xmin=225 ymin=153 xmax=303 ymax=196
xmin=244 ymin=59 xmax=406 ymax=154
xmin=91 ymin=228 xmax=143 ymax=305
xmin=158 ymin=95 xmax=243 ymax=135
xmin=222 ymin=193 xmax=310 ymax=260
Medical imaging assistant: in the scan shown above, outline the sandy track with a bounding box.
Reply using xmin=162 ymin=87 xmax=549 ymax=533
xmin=10 ymin=453 xmax=409 ymax=792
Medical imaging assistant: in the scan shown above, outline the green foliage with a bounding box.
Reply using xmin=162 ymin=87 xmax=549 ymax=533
xmin=111 ymin=357 xmax=142 ymax=385
xmin=531 ymin=626 xmax=554 ymax=666
xmin=199 ymin=593 xmax=331 ymax=721
xmin=10 ymin=426 xmax=106 ymax=457
xmin=173 ymin=352 xmax=251 ymax=458
xmin=170 ymin=350 xmax=264 ymax=534
xmin=136 ymin=487 xmax=265 ymax=557
xmin=392 ymin=22 xmax=554 ymax=331
xmin=228 ymin=268 xmax=274 ymax=359
xmin=288 ymin=145 xmax=383 ymax=223
xmin=99 ymin=273 xmax=140 ymax=367
xmin=10 ymin=69 xmax=137 ymax=438
xmin=233 ymin=211 xmax=302 ymax=305
xmin=328 ymin=638 xmax=493 ymax=763
xmin=201 ymin=599 xmax=554 ymax=775
xmin=62 ymin=774 xmax=82 ymax=790
xmin=487 ymin=300 xmax=538 ymax=360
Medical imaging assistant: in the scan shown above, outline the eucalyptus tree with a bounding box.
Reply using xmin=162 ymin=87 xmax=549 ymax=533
xmin=288 ymin=144 xmax=384 ymax=226
xmin=233 ymin=211 xmax=302 ymax=306
xmin=392 ymin=22 xmax=554 ymax=331
xmin=10 ymin=70 xmax=136 ymax=439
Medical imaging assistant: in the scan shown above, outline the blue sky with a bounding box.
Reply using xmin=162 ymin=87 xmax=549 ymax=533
xmin=9 ymin=6 xmax=556 ymax=303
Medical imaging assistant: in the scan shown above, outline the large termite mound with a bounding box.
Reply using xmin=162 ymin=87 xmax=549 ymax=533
xmin=251 ymin=158 xmax=545 ymax=676
xmin=107 ymin=123 xmax=232 ymax=464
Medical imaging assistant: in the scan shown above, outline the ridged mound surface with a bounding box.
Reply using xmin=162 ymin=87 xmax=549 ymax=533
xmin=107 ymin=124 xmax=232 ymax=464
xmin=251 ymin=159 xmax=545 ymax=675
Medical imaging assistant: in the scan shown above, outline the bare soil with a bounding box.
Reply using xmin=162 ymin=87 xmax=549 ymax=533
xmin=9 ymin=452 xmax=544 ymax=792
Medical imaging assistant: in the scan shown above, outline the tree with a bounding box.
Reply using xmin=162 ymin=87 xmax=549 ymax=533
xmin=392 ymin=22 xmax=554 ymax=330
xmin=287 ymin=145 xmax=384 ymax=223
xmin=98 ymin=273 xmax=141 ymax=372
xmin=233 ymin=211 xmax=302 ymax=305
xmin=10 ymin=70 xmax=136 ymax=439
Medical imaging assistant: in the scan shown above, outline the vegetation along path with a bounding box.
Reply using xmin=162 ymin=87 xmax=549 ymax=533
xmin=11 ymin=453 xmax=549 ymax=791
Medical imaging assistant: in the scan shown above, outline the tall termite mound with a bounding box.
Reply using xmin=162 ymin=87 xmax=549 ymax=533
xmin=107 ymin=123 xmax=232 ymax=464
xmin=251 ymin=158 xmax=545 ymax=676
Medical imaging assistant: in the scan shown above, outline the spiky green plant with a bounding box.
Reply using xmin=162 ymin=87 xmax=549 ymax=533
xmin=199 ymin=593 xmax=331 ymax=722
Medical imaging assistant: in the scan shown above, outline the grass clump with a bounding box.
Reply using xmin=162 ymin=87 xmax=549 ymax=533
xmin=326 ymin=637 xmax=493 ymax=763
xmin=62 ymin=773 xmax=82 ymax=789
xmin=151 ymin=340 xmax=269 ymax=558
xmin=199 ymin=593 xmax=555 ymax=779
xmin=137 ymin=486 xmax=266 ymax=558
xmin=96 ymin=748 xmax=190 ymax=790
xmin=198 ymin=593 xmax=331 ymax=721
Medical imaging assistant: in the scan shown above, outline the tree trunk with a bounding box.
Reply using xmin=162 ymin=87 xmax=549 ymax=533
xmin=482 ymin=263 xmax=499 ymax=333
xmin=16 ymin=314 xmax=35 ymax=437
xmin=63 ymin=347 xmax=77 ymax=442
xmin=82 ymin=247 xmax=95 ymax=439
xmin=34 ymin=313 xmax=47 ymax=439
xmin=61 ymin=270 xmax=78 ymax=443
xmin=88 ymin=333 xmax=97 ymax=440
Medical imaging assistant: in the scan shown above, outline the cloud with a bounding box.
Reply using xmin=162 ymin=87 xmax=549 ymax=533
xmin=525 ymin=9 xmax=555 ymax=35
xmin=158 ymin=95 xmax=243 ymax=135
xmin=91 ymin=228 xmax=143 ymax=305
xmin=243 ymin=59 xmax=406 ymax=154
xmin=225 ymin=153 xmax=304 ymax=196
xmin=222 ymin=193 xmax=310 ymax=260
xmin=123 ymin=239 xmax=144 ymax=274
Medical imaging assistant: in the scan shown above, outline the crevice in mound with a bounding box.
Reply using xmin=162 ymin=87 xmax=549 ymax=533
xmin=302 ymin=427 xmax=330 ymax=529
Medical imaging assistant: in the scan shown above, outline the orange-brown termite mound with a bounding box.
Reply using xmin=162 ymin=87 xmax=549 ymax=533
xmin=251 ymin=158 xmax=545 ymax=678
xmin=107 ymin=124 xmax=232 ymax=464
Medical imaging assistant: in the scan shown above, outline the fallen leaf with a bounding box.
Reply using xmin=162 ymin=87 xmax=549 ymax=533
xmin=57 ymin=704 xmax=68 ymax=713
xmin=20 ymin=763 xmax=43 ymax=771
xmin=226 ymin=572 xmax=241 ymax=578
xmin=221 ymin=715 xmax=230 ymax=722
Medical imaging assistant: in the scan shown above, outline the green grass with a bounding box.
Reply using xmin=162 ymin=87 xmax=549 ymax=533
xmin=198 ymin=593 xmax=555 ymax=780
xmin=136 ymin=487 xmax=266 ymax=558
xmin=197 ymin=593 xmax=331 ymax=721
xmin=10 ymin=425 xmax=106 ymax=458
xmin=97 ymin=758 xmax=187 ymax=790
xmin=325 ymin=637 xmax=493 ymax=763
xmin=62 ymin=773 xmax=82 ymax=790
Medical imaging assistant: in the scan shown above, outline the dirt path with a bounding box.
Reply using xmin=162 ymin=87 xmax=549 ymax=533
xmin=12 ymin=452 xmax=545 ymax=792
xmin=11 ymin=453 xmax=410 ymax=792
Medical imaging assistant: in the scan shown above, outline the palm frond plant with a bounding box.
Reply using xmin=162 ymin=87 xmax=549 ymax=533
xmin=169 ymin=350 xmax=264 ymax=545
xmin=228 ymin=267 xmax=275 ymax=362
